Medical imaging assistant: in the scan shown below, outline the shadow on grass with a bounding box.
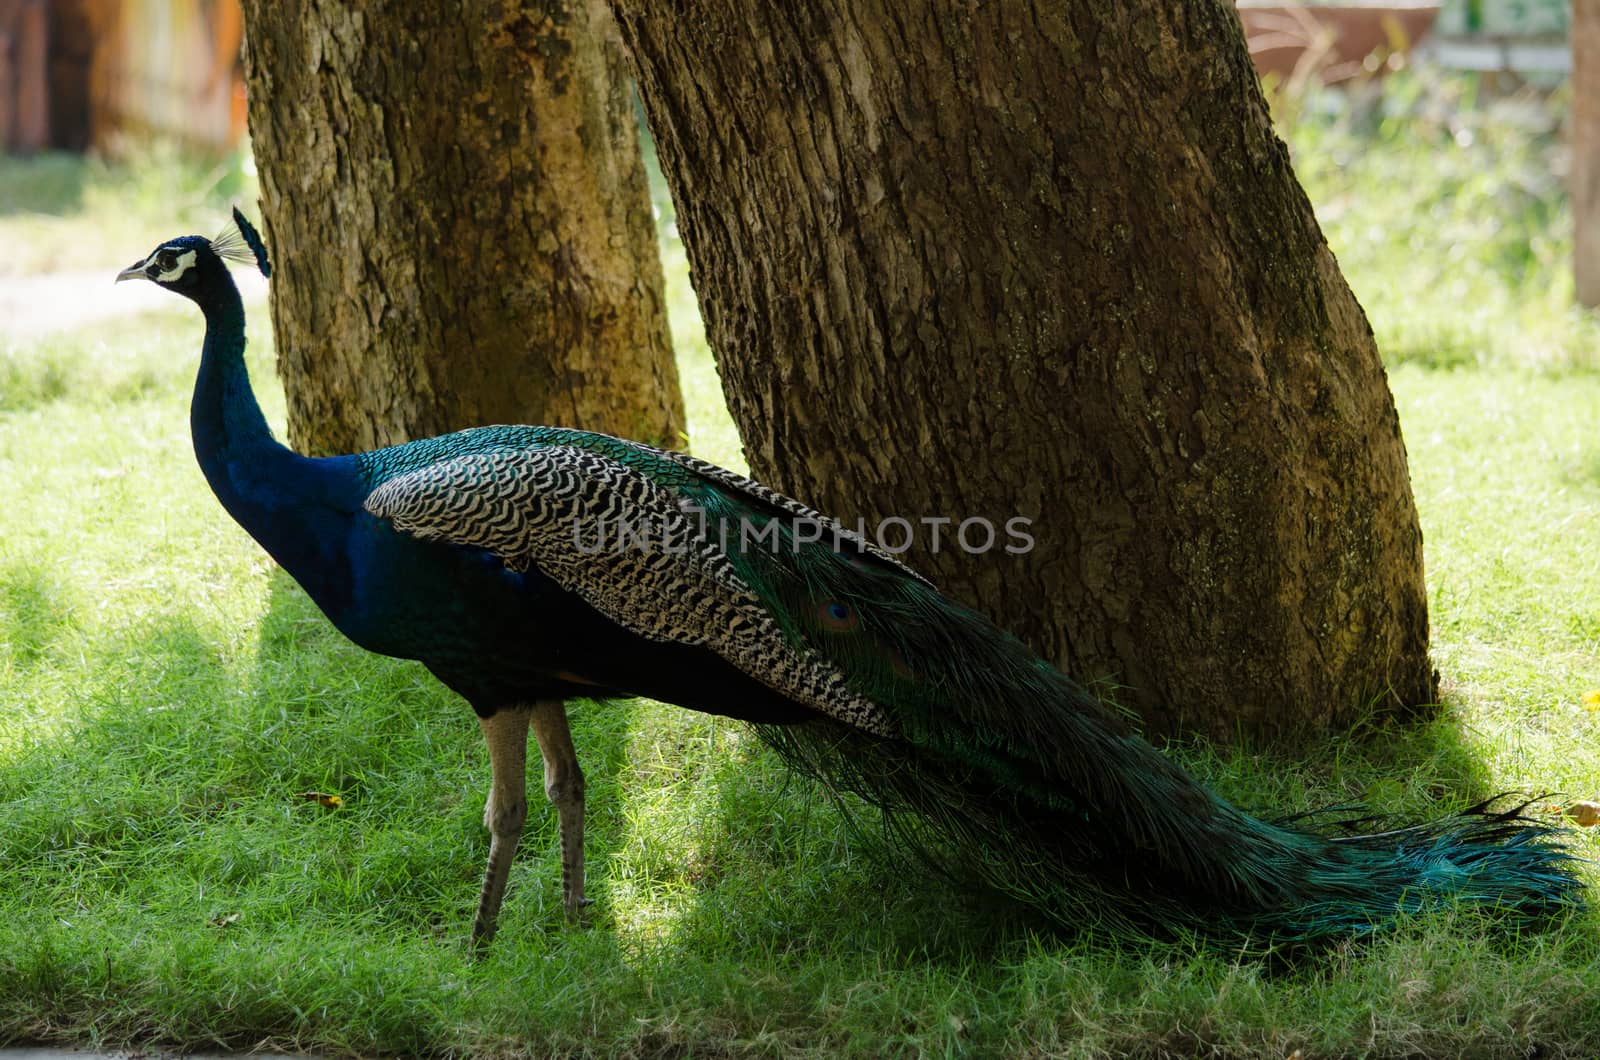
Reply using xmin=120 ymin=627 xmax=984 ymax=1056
xmin=1580 ymin=447 xmax=1600 ymax=491
xmin=0 ymin=560 xmax=78 ymax=670
xmin=0 ymin=610 xmax=232 ymax=879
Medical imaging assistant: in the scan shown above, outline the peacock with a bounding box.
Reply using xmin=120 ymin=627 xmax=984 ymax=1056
xmin=118 ymin=210 xmax=1584 ymax=949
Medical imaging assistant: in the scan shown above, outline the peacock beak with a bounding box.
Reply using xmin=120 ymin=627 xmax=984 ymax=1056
xmin=115 ymin=262 xmax=149 ymax=283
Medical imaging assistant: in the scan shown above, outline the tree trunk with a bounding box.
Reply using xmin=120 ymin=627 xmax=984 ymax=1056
xmin=613 ymin=0 xmax=1435 ymax=743
xmin=239 ymin=0 xmax=684 ymax=453
xmin=1576 ymin=0 xmax=1600 ymax=308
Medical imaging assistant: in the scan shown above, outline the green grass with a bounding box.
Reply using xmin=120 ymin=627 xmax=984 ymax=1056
xmin=1284 ymin=69 xmax=1600 ymax=373
xmin=2 ymin=77 xmax=1600 ymax=1057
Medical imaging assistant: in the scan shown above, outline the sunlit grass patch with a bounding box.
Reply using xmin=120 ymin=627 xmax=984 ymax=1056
xmin=1286 ymin=71 xmax=1600 ymax=374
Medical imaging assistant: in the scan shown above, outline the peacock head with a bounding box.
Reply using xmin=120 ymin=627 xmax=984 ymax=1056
xmin=116 ymin=208 xmax=272 ymax=301
xmin=116 ymin=235 xmax=215 ymax=300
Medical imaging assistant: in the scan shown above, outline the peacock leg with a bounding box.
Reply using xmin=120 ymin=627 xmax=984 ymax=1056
xmin=530 ymin=699 xmax=588 ymax=920
xmin=471 ymin=706 xmax=532 ymax=951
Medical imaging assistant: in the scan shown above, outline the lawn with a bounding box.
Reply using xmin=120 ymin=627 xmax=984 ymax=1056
xmin=1 ymin=72 xmax=1598 ymax=1058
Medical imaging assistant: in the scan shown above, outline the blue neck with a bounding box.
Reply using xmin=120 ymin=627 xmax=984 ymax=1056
xmin=187 ymin=265 xmax=362 ymax=619
xmin=190 ymin=272 xmax=284 ymax=483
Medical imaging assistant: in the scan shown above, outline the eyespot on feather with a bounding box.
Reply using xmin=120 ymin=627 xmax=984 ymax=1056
xmin=817 ymin=599 xmax=860 ymax=632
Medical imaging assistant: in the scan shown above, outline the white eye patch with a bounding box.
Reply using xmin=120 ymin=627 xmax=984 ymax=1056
xmin=143 ymin=247 xmax=198 ymax=283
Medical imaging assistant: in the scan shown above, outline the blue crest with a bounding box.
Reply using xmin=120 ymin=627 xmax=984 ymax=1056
xmin=232 ymin=207 xmax=272 ymax=278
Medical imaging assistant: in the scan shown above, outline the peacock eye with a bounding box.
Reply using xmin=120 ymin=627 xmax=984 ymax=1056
xmin=157 ymin=249 xmax=178 ymax=270
xmin=817 ymin=599 xmax=860 ymax=632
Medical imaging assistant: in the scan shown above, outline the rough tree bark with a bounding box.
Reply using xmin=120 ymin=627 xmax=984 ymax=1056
xmin=613 ymin=0 xmax=1435 ymax=742
xmin=1576 ymin=0 xmax=1600 ymax=307
xmin=239 ymin=0 xmax=684 ymax=453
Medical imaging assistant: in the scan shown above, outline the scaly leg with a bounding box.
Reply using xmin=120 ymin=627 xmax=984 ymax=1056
xmin=471 ymin=706 xmax=531 ymax=951
xmin=530 ymin=699 xmax=588 ymax=920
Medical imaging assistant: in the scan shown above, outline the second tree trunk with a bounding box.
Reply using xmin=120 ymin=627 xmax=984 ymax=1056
xmin=614 ymin=0 xmax=1435 ymax=742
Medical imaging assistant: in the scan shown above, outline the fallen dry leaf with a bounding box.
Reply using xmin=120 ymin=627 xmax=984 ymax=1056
xmin=1563 ymin=800 xmax=1600 ymax=827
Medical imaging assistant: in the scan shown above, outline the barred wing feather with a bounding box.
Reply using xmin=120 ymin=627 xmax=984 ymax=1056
xmin=643 ymin=446 xmax=932 ymax=586
xmin=363 ymin=446 xmax=894 ymax=735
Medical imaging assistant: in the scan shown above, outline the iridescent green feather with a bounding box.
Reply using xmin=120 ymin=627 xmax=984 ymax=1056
xmin=672 ymin=470 xmax=1582 ymax=943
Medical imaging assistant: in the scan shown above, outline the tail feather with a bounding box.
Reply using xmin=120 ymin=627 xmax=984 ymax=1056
xmin=687 ymin=475 xmax=1584 ymax=941
xmin=759 ymin=719 xmax=1582 ymax=942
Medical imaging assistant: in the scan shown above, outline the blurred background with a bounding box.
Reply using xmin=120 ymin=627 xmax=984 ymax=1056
xmin=0 ymin=0 xmax=244 ymax=157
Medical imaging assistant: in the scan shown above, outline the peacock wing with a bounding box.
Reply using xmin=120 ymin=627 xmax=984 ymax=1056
xmin=362 ymin=445 xmax=895 ymax=735
xmin=641 ymin=447 xmax=933 ymax=586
